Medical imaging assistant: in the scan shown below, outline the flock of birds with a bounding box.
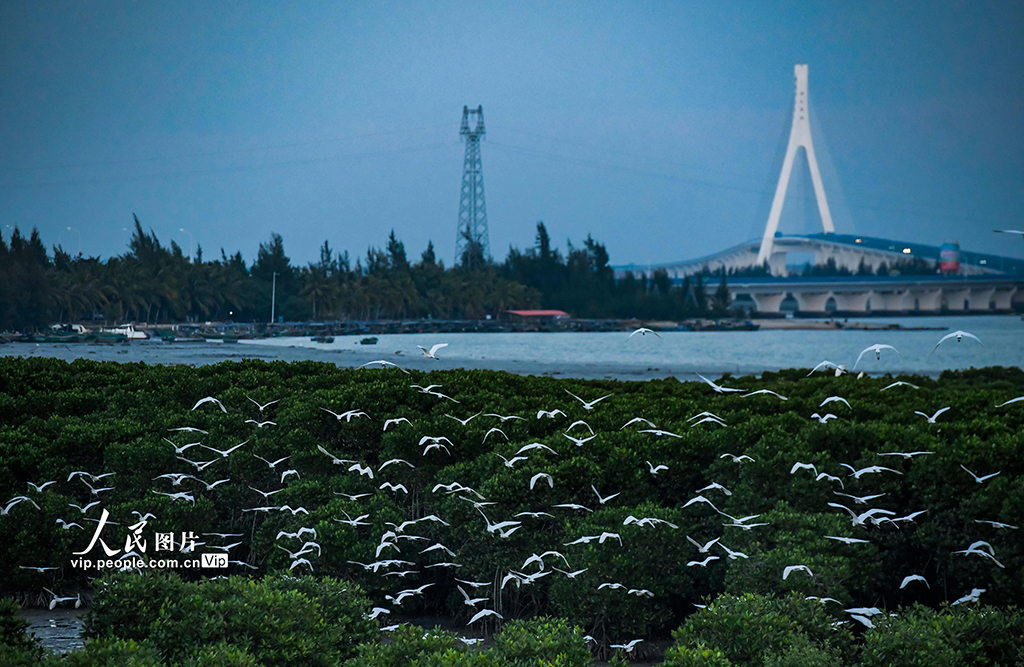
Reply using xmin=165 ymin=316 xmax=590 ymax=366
xmin=5 ymin=325 xmax=1022 ymax=656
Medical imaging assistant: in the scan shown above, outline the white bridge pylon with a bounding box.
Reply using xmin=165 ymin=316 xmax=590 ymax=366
xmin=757 ymin=64 xmax=835 ymax=269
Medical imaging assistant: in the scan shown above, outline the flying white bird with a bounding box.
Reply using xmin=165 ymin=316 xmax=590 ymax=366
xmin=280 ymin=469 xmax=299 ymax=483
xmin=717 ymin=543 xmax=749 ymax=560
xmin=467 ymin=609 xmax=502 ymax=624
xmin=475 ymin=428 xmax=506 ymax=446
xmin=246 ymin=396 xmax=280 ymax=412
xmin=932 ymin=330 xmax=983 ymax=352
xmin=647 ymin=461 xmax=668 ymax=475
xmin=824 ymin=535 xmax=870 ymax=545
xmin=496 ymin=453 xmax=528 ymax=468
xmin=993 ymin=228 xmax=1024 ymax=238
xmin=457 ymin=585 xmax=489 ymax=607
xmin=441 ymin=413 xmax=479 ymax=428
xmin=698 ymin=482 xmax=732 ymax=496
xmin=853 ymin=343 xmax=902 ymax=369
xmin=379 ymin=458 xmax=415 ymax=472
xmin=168 ymin=426 xmax=208 ymax=434
xmin=639 ymin=428 xmax=683 ymax=438
xmin=516 ymin=442 xmax=557 ymax=456
xmin=783 ymin=565 xmax=813 ymax=580
xmin=620 ymin=417 xmax=656 ymax=430
xmin=254 ymin=454 xmax=290 ymax=469
xmin=530 ymin=473 xmax=554 ymax=490
xmin=687 ymin=556 xmax=719 ymax=567
xmin=974 ymin=519 xmax=1018 ymax=530
xmin=741 ymin=389 xmax=788 ymax=400
xmin=348 ymin=463 xmax=374 ymax=479
xmin=201 ymin=440 xmax=248 ymax=458
xmin=960 ymin=464 xmax=1000 ymax=483
xmin=417 ymin=343 xmax=448 ymax=359
xmin=882 ymin=381 xmax=919 ymax=391
xmin=380 ymin=482 xmax=408 ymax=494
xmin=720 ymin=453 xmax=755 ymax=464
xmin=316 ymin=445 xmax=353 ymax=466
xmin=900 ymin=575 xmax=929 ymax=589
xmin=627 ymin=327 xmax=661 ymax=339
xmin=820 ymin=396 xmax=850 ymax=409
xmin=807 ymin=360 xmax=846 ymax=376
xmin=564 ymin=389 xmax=613 ymax=410
xmin=696 ymin=374 xmax=744 ymax=393
xmin=383 ymin=417 xmax=412 ymax=431
xmin=591 ymin=485 xmax=620 ymax=505
xmin=790 ymin=462 xmax=818 ymax=476
xmin=839 ymin=464 xmax=903 ymax=479
xmin=359 ymin=359 xmax=410 ymax=373
xmin=687 ymin=536 xmax=721 ymax=553
xmin=816 ymin=472 xmax=844 ymax=488
xmin=996 ymin=396 xmax=1024 ymax=408
xmin=877 ymin=450 xmax=933 ymax=459
xmin=562 ymin=432 xmax=596 ymax=447
xmin=611 ymin=639 xmax=644 ymax=653
xmin=552 ymin=503 xmax=593 ymax=513
xmin=192 ymin=396 xmax=226 ymax=412
xmin=321 ymin=408 xmax=368 ymax=422
xmin=952 ymin=588 xmax=985 ymax=606
xmin=484 ymin=413 xmax=527 ymax=423
xmin=915 ymin=407 xmax=950 ymax=423
xmin=810 ymin=413 xmax=838 ymax=423
xmin=245 ymin=419 xmax=276 ymax=428
xmin=833 ymin=491 xmax=886 ymax=505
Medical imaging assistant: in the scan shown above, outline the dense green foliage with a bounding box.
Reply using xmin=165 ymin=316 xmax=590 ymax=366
xmin=80 ymin=572 xmax=376 ymax=666
xmin=1 ymin=357 xmax=1022 ymax=664
xmin=1 ymin=219 xmax=741 ymax=330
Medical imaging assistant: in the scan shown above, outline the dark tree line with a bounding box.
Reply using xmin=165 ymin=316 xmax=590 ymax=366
xmin=0 ymin=217 xmax=741 ymax=332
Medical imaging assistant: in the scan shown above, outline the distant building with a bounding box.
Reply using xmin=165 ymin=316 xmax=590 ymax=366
xmin=501 ymin=309 xmax=570 ymax=323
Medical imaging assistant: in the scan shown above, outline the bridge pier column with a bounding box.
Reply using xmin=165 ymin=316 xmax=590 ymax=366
xmin=750 ymin=292 xmax=786 ymax=314
xmin=969 ymin=287 xmax=996 ymax=311
xmin=943 ymin=288 xmax=970 ymax=312
xmin=870 ymin=289 xmax=909 ymax=312
xmin=907 ymin=289 xmax=941 ymax=313
xmin=830 ymin=291 xmax=870 ymax=313
xmin=794 ymin=291 xmax=831 ymax=314
xmin=992 ymin=287 xmax=1018 ymax=311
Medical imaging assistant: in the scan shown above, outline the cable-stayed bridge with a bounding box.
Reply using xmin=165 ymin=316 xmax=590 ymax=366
xmin=613 ymin=65 xmax=1024 ymax=316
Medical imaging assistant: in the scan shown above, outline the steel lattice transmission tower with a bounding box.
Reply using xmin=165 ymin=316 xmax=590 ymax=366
xmin=455 ymin=105 xmax=489 ymax=268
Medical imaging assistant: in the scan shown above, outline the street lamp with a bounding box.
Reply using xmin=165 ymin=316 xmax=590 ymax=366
xmin=179 ymin=228 xmax=194 ymax=261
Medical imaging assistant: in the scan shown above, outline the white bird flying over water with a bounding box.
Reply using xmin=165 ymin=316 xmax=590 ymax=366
xmin=932 ymin=330 xmax=983 ymax=352
xmin=417 ymin=343 xmax=448 ymax=359
xmin=627 ymin=327 xmax=660 ymax=339
xmin=853 ymin=343 xmax=901 ymax=369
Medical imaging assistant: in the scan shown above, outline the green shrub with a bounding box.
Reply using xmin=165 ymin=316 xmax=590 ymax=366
xmin=667 ymin=592 xmax=852 ymax=666
xmin=660 ymin=642 xmax=734 ymax=667
xmin=343 ymin=624 xmax=465 ymax=667
xmin=859 ymin=603 xmax=1024 ymax=667
xmin=0 ymin=598 xmax=49 ymax=666
xmin=62 ymin=638 xmax=165 ymax=667
xmin=84 ymin=571 xmax=377 ymax=666
xmin=492 ymin=616 xmax=591 ymax=667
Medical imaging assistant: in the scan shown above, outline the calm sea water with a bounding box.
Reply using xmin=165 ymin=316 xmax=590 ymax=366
xmin=4 ymin=315 xmax=1022 ymax=381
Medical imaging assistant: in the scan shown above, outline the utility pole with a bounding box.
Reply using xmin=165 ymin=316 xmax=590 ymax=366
xmin=270 ymin=272 xmax=277 ymax=324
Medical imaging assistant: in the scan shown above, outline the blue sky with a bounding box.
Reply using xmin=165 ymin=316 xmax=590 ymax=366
xmin=1 ymin=1 xmax=1022 ymax=267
